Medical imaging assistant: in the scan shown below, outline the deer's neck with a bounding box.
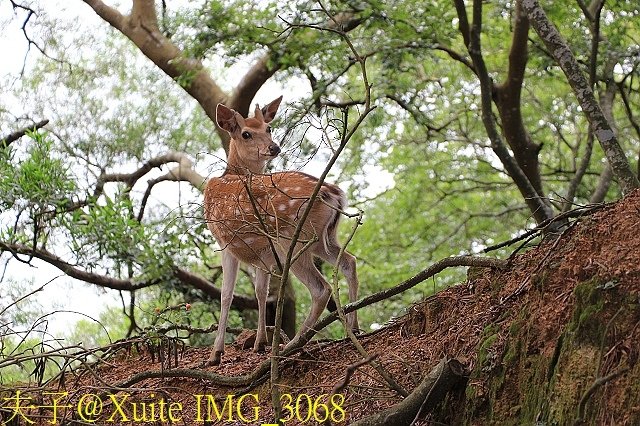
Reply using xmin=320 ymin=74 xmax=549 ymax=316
xmin=223 ymin=142 xmax=266 ymax=176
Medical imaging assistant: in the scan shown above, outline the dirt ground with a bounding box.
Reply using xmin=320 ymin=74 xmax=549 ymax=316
xmin=3 ymin=190 xmax=640 ymax=425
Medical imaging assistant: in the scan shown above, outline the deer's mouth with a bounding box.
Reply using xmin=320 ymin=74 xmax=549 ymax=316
xmin=262 ymin=149 xmax=281 ymax=158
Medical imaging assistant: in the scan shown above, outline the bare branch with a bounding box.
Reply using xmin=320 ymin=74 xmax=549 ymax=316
xmin=8 ymin=1 xmax=64 ymax=71
xmin=96 ymin=151 xmax=205 ymax=193
xmin=0 ymin=241 xmax=258 ymax=309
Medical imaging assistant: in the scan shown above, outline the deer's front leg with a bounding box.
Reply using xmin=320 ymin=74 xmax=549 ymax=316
xmin=208 ymin=250 xmax=239 ymax=366
xmin=253 ymin=267 xmax=270 ymax=352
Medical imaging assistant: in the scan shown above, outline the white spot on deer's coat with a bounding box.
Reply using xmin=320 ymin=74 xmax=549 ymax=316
xmin=278 ymin=204 xmax=287 ymax=212
xmin=289 ymin=199 xmax=297 ymax=207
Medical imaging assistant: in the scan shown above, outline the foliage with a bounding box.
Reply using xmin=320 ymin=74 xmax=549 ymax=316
xmin=0 ymin=0 xmax=639 ymax=380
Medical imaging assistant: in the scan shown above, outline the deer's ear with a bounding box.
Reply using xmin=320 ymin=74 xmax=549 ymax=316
xmin=216 ymin=104 xmax=244 ymax=133
xmin=261 ymin=96 xmax=283 ymax=123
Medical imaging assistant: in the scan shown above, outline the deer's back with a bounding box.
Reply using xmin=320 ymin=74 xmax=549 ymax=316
xmin=204 ymin=171 xmax=344 ymax=265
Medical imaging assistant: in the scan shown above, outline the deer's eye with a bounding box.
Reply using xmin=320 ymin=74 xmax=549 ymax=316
xmin=241 ymin=131 xmax=252 ymax=139
xmin=266 ymin=126 xmax=272 ymax=134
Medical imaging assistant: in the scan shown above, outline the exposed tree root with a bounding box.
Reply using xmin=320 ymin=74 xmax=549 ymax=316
xmin=350 ymin=358 xmax=467 ymax=426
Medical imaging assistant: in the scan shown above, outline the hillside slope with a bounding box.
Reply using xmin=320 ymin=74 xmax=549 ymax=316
xmin=2 ymin=190 xmax=639 ymax=425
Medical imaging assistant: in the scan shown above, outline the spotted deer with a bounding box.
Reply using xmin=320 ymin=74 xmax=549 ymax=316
xmin=203 ymin=96 xmax=360 ymax=365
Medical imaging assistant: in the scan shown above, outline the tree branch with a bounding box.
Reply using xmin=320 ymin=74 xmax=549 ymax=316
xmin=96 ymin=151 xmax=205 ymax=192
xmin=465 ymin=0 xmax=555 ymax=225
xmin=0 ymin=241 xmax=257 ymax=309
xmin=563 ymin=0 xmax=605 ymax=211
xmin=432 ymin=43 xmax=475 ymax=73
xmin=0 ymin=241 xmax=148 ymax=291
xmin=81 ymin=0 xmax=230 ymax=149
xmin=495 ymin=0 xmax=546 ymax=198
xmin=452 ymin=0 xmax=471 ymax=48
xmin=1 ymin=119 xmax=49 ymax=148
xmin=81 ymin=0 xmax=126 ymax=28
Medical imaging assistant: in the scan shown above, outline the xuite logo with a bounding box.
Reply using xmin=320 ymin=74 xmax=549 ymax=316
xmin=1 ymin=390 xmax=347 ymax=424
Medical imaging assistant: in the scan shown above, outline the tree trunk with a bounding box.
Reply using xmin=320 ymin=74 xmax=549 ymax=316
xmin=495 ymin=1 xmax=545 ymax=199
xmin=266 ymin=274 xmax=296 ymax=339
xmin=458 ymin=0 xmax=556 ymax=226
xmin=522 ymin=0 xmax=639 ymax=194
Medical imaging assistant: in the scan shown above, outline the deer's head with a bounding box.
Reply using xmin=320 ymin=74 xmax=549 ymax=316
xmin=216 ymin=96 xmax=283 ymax=174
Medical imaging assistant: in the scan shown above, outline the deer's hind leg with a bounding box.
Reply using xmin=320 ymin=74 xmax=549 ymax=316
xmin=313 ymin=242 xmax=360 ymax=332
xmin=287 ymin=253 xmax=332 ymax=346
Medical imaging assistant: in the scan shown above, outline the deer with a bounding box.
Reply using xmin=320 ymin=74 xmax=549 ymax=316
xmin=203 ymin=96 xmax=360 ymax=365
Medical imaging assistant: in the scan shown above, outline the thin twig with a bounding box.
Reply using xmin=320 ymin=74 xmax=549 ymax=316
xmin=333 ymin=355 xmax=377 ymax=394
xmin=329 ymin=211 xmax=408 ymax=396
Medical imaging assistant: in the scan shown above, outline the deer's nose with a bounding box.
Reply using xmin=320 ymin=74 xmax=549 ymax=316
xmin=268 ymin=144 xmax=281 ymax=156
